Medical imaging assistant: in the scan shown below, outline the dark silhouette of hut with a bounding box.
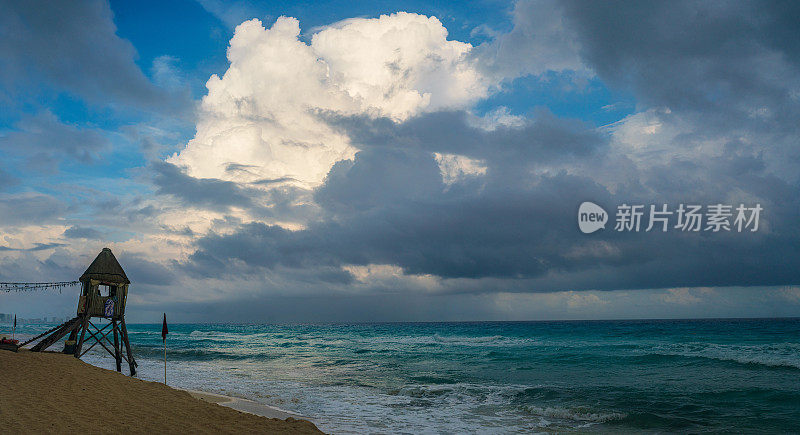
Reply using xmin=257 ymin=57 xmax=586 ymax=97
xmin=24 ymin=248 xmax=137 ymax=375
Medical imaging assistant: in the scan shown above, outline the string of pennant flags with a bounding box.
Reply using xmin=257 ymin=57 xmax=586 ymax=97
xmin=0 ymin=281 xmax=80 ymax=293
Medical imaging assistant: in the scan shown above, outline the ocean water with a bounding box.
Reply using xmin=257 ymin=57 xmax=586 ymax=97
xmin=12 ymin=318 xmax=800 ymax=433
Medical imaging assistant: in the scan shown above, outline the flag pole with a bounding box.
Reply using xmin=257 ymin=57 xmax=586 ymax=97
xmin=161 ymin=313 xmax=168 ymax=385
xmin=12 ymin=314 xmax=16 ymax=341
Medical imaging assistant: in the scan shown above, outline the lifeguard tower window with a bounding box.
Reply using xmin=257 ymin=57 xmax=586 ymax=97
xmin=100 ymin=284 xmax=116 ymax=297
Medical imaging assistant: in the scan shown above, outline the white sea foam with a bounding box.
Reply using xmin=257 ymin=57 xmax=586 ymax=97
xmin=524 ymin=406 xmax=627 ymax=423
xmin=646 ymin=342 xmax=800 ymax=369
xmin=371 ymin=333 xmax=543 ymax=348
xmin=82 ymin=346 xmax=613 ymax=434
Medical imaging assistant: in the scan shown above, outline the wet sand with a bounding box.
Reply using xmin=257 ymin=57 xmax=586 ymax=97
xmin=185 ymin=389 xmax=307 ymax=420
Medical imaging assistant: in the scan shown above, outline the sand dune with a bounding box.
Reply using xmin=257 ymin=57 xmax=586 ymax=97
xmin=0 ymin=349 xmax=322 ymax=434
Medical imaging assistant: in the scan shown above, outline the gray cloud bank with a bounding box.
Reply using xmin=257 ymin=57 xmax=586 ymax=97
xmin=0 ymin=0 xmax=190 ymax=113
xmin=184 ymin=112 xmax=799 ymax=291
xmin=173 ymin=1 xmax=800 ymax=294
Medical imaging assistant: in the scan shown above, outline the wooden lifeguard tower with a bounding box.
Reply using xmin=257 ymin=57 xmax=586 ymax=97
xmin=23 ymin=248 xmax=138 ymax=375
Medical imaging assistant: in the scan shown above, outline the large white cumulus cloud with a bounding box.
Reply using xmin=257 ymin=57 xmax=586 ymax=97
xmin=169 ymin=13 xmax=488 ymax=187
xmin=312 ymin=13 xmax=487 ymax=118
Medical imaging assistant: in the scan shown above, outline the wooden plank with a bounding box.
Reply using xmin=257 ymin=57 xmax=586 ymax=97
xmin=112 ymin=320 xmax=121 ymax=372
xmin=30 ymin=319 xmax=80 ymax=352
xmin=20 ymin=317 xmax=79 ymax=348
xmin=79 ymin=321 xmax=113 ymax=357
xmin=87 ymin=321 xmax=113 ymax=341
xmin=20 ymin=322 xmax=63 ymax=348
xmin=83 ymin=331 xmax=117 ymax=360
xmin=0 ymin=343 xmax=19 ymax=352
xmin=74 ymin=315 xmax=89 ymax=358
xmin=120 ymin=319 xmax=137 ymax=375
xmin=79 ymin=337 xmax=100 ymax=356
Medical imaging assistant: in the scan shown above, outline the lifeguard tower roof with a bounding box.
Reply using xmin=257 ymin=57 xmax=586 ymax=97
xmin=79 ymin=247 xmax=130 ymax=284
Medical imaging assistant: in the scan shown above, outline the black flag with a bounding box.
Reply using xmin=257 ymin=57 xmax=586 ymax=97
xmin=161 ymin=313 xmax=168 ymax=384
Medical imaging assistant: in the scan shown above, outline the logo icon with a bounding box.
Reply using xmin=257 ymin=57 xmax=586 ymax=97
xmin=578 ymin=201 xmax=608 ymax=234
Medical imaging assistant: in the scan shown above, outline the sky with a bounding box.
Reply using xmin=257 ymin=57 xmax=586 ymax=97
xmin=1 ymin=0 xmax=799 ymax=323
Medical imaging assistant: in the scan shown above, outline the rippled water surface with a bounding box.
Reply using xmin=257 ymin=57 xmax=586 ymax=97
xmin=14 ymin=318 xmax=800 ymax=433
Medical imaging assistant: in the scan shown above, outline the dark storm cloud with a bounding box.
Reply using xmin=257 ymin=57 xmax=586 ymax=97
xmin=187 ymin=108 xmax=609 ymax=281
xmin=316 ymin=147 xmax=444 ymax=212
xmin=0 ymin=0 xmax=176 ymax=111
xmin=327 ymin=110 xmax=603 ymax=163
xmin=560 ymin=0 xmax=800 ymax=132
xmin=321 ymin=109 xmax=606 ymax=200
xmin=190 ymin=172 xmax=612 ymax=281
xmin=151 ymin=161 xmax=320 ymax=223
xmin=136 ymin=293 xmax=510 ymax=323
xmin=184 ymin=106 xmax=800 ymax=291
xmin=0 ymin=193 xmax=65 ymax=226
xmin=0 ymin=112 xmax=110 ymax=165
xmin=122 ymin=255 xmax=175 ymax=286
xmin=151 ymin=161 xmax=256 ymax=210
xmin=0 ymin=250 xmax=82 ymax=282
xmin=0 ymin=242 xmax=68 ymax=252
xmin=251 ymin=177 xmax=300 ymax=186
xmin=63 ymin=226 xmax=105 ymax=240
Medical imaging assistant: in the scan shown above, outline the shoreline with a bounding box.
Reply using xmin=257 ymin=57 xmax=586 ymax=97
xmin=0 ymin=349 xmax=322 ymax=434
xmin=183 ymin=389 xmax=309 ymax=421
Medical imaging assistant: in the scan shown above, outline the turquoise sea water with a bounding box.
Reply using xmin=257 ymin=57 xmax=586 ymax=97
xmin=12 ymin=318 xmax=800 ymax=433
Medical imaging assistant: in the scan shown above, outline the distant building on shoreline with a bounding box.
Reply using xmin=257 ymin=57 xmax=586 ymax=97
xmin=0 ymin=313 xmax=70 ymax=324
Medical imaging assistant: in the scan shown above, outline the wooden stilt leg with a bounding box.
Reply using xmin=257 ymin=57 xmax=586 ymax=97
xmin=67 ymin=324 xmax=78 ymax=342
xmin=120 ymin=319 xmax=136 ymax=376
xmin=112 ymin=319 xmax=122 ymax=372
xmin=74 ymin=314 xmax=89 ymax=358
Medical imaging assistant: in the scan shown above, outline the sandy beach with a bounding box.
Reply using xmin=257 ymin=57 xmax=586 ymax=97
xmin=0 ymin=349 xmax=322 ymax=434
